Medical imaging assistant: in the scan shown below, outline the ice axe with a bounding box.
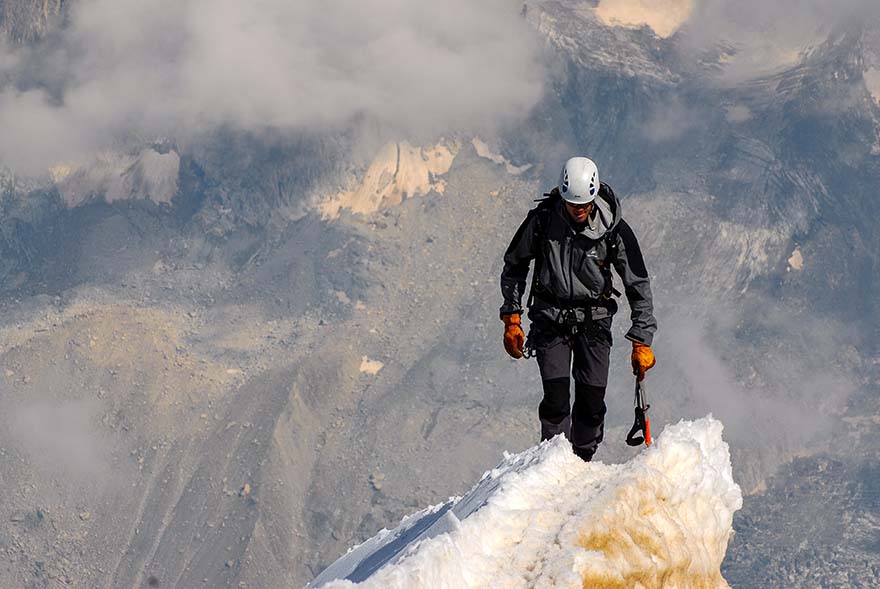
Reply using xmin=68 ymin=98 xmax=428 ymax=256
xmin=625 ymin=377 xmax=652 ymax=447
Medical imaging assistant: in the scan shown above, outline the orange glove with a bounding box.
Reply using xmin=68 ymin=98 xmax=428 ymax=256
xmin=631 ymin=341 xmax=656 ymax=381
xmin=502 ymin=313 xmax=525 ymax=359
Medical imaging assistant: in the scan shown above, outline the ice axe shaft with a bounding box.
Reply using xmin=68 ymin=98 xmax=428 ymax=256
xmin=625 ymin=378 xmax=651 ymax=447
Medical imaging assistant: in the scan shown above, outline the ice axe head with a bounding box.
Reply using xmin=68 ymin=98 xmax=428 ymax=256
xmin=626 ymin=407 xmax=651 ymax=446
xmin=625 ymin=379 xmax=651 ymax=447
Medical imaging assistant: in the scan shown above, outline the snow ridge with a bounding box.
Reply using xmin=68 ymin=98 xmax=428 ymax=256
xmin=309 ymin=416 xmax=742 ymax=589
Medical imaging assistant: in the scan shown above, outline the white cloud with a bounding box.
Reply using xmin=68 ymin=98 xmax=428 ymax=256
xmin=7 ymin=399 xmax=110 ymax=478
xmin=642 ymin=97 xmax=700 ymax=142
xmin=683 ymin=0 xmax=880 ymax=80
xmin=0 ymin=0 xmax=545 ymax=174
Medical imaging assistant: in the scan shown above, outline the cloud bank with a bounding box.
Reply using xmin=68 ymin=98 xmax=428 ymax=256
xmin=0 ymin=0 xmax=545 ymax=174
xmin=684 ymin=0 xmax=880 ymax=79
xmin=591 ymin=0 xmax=879 ymax=79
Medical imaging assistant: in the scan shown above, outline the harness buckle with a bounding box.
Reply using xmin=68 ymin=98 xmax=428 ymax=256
xmin=558 ymin=308 xmax=591 ymax=338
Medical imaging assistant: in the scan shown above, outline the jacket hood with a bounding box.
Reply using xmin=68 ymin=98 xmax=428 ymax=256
xmin=553 ymin=182 xmax=621 ymax=240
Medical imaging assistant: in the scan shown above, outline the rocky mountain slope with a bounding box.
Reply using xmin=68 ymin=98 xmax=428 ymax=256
xmin=0 ymin=2 xmax=878 ymax=588
xmin=0 ymin=0 xmax=65 ymax=44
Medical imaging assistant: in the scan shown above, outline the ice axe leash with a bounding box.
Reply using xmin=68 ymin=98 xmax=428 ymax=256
xmin=625 ymin=377 xmax=652 ymax=447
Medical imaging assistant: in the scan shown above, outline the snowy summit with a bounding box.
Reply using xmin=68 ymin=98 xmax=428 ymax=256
xmin=309 ymin=417 xmax=743 ymax=589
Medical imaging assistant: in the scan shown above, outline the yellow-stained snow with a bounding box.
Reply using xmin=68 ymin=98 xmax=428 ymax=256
xmin=578 ymin=474 xmax=730 ymax=589
xmin=318 ymin=141 xmax=458 ymax=219
xmin=574 ymin=420 xmax=738 ymax=589
xmin=594 ymin=0 xmax=694 ymax=39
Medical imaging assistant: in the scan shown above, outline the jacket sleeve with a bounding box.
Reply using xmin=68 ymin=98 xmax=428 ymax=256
xmin=499 ymin=211 xmax=538 ymax=318
xmin=611 ymin=219 xmax=658 ymax=346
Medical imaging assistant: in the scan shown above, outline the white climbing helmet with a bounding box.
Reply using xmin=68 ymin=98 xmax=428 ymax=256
xmin=559 ymin=157 xmax=599 ymax=205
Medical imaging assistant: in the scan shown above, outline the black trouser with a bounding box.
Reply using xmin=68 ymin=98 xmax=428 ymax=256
xmin=531 ymin=317 xmax=612 ymax=462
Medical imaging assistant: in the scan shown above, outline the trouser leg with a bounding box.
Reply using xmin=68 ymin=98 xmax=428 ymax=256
xmin=570 ymin=320 xmax=612 ymax=462
xmin=534 ymin=331 xmax=572 ymax=442
xmin=539 ymin=377 xmax=571 ymax=441
xmin=570 ymin=383 xmax=606 ymax=461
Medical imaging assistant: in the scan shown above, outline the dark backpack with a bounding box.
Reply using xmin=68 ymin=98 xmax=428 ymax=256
xmin=526 ymin=184 xmax=621 ymax=308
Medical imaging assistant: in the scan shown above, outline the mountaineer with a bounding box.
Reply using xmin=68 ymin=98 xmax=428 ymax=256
xmin=499 ymin=157 xmax=657 ymax=461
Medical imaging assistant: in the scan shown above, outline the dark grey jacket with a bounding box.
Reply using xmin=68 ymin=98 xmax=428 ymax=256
xmin=499 ymin=184 xmax=657 ymax=346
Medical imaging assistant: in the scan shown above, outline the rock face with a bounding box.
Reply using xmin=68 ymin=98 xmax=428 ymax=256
xmin=594 ymin=0 xmax=695 ymax=38
xmin=53 ymin=148 xmax=181 ymax=207
xmin=0 ymin=0 xmax=65 ymax=44
xmin=317 ymin=141 xmax=458 ymax=219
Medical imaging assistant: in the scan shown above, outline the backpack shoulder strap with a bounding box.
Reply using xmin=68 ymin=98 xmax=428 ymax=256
xmin=600 ymin=224 xmax=622 ymax=299
xmin=526 ymin=188 xmax=558 ymax=308
xmin=604 ymin=224 xmax=619 ymax=257
xmin=531 ymin=187 xmax=559 ymax=240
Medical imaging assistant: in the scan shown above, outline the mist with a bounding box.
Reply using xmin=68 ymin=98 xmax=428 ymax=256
xmin=683 ymin=0 xmax=880 ymax=80
xmin=0 ymin=0 xmax=545 ymax=175
xmin=629 ymin=292 xmax=862 ymax=493
xmin=3 ymin=0 xmax=877 ymax=175
xmin=2 ymin=398 xmax=113 ymax=481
